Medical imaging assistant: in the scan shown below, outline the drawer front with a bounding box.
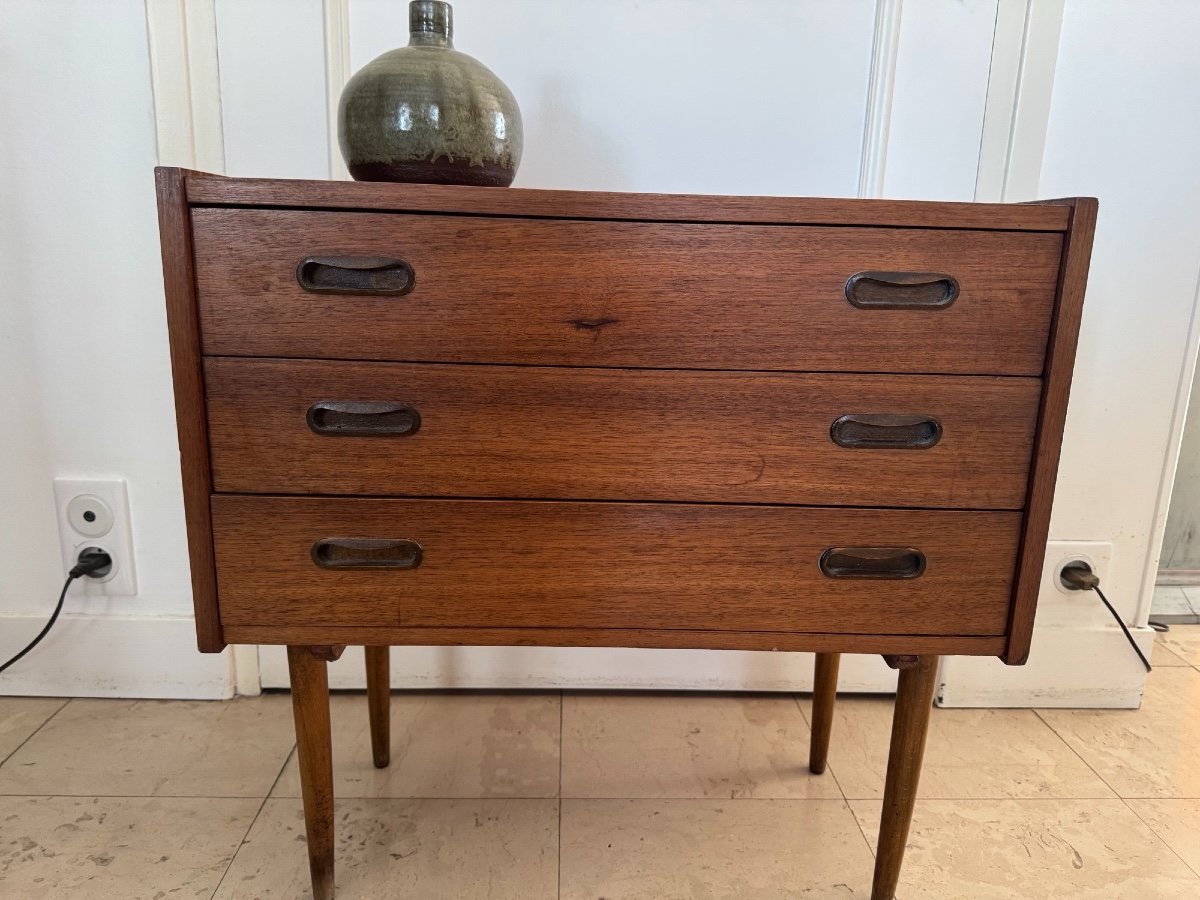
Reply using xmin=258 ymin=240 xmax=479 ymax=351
xmin=205 ymin=358 xmax=1041 ymax=509
xmin=212 ymin=496 xmax=1020 ymax=635
xmin=192 ymin=209 xmax=1062 ymax=375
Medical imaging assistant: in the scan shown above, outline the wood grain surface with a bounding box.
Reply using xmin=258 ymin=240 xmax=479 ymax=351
xmin=809 ymin=652 xmax=840 ymax=774
xmin=191 ymin=209 xmax=1063 ymax=375
xmin=364 ymin=646 xmax=390 ymax=768
xmin=183 ymin=172 xmax=1073 ymax=232
xmin=155 ymin=168 xmax=224 ymax=652
xmin=223 ymin=625 xmax=1005 ymax=657
xmin=211 ymin=496 xmax=1021 ymax=636
xmin=873 ymin=656 xmax=939 ymax=899
xmin=1004 ymin=198 xmax=1099 ymax=663
xmin=286 ymin=647 xmax=335 ymax=900
xmin=205 ymin=358 xmax=1041 ymax=509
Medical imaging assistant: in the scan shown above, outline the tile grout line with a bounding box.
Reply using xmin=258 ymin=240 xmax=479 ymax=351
xmin=0 ymin=697 xmax=72 ymax=770
xmin=557 ymin=689 xmax=564 ymax=900
xmin=791 ymin=691 xmax=851 ymax=804
xmin=845 ymin=797 xmax=880 ymax=860
xmin=791 ymin=692 xmax=812 ymax=728
xmin=209 ymin=743 xmax=296 ymax=900
xmin=1120 ymin=797 xmax=1200 ymax=880
xmin=792 ymin=691 xmax=873 ymax=856
xmin=0 ymin=790 xmax=1109 ymax=802
xmin=1032 ymin=709 xmax=1124 ymax=799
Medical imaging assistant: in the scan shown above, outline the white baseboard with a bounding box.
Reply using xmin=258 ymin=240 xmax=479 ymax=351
xmin=0 ymin=613 xmax=233 ymax=699
xmin=258 ymin=645 xmax=902 ymax=694
xmin=937 ymin=625 xmax=1154 ymax=709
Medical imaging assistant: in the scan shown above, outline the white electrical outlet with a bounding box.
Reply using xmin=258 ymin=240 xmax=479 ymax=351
xmin=1044 ymin=540 xmax=1113 ymax=597
xmin=53 ymin=478 xmax=137 ymax=595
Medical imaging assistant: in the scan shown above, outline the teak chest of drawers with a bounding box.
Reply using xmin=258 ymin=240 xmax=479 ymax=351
xmin=156 ymin=168 xmax=1096 ymax=900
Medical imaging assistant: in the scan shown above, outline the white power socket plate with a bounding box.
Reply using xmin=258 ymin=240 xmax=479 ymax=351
xmin=1045 ymin=540 xmax=1112 ymax=596
xmin=53 ymin=478 xmax=137 ymax=596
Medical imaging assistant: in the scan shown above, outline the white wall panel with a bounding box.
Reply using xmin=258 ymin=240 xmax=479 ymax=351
xmin=349 ymin=0 xmax=876 ymax=196
xmin=216 ymin=0 xmax=330 ymax=178
xmin=941 ymin=0 xmax=1200 ymax=706
xmin=883 ymin=0 xmax=998 ymax=200
xmin=0 ymin=0 xmax=231 ymax=696
xmin=4 ymin=0 xmax=1198 ymax=702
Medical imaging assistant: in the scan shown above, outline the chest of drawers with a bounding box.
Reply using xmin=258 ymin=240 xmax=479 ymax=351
xmin=157 ymin=168 xmax=1095 ymax=899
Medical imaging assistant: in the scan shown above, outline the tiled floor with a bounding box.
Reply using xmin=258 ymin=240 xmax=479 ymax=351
xmin=1150 ymin=584 xmax=1200 ymax=623
xmin=1 ymin=628 xmax=1199 ymax=898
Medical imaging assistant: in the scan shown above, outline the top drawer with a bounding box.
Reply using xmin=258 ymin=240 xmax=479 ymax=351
xmin=192 ymin=209 xmax=1063 ymax=375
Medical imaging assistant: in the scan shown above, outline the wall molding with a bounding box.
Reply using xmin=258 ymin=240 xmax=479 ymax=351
xmin=975 ymin=0 xmax=1066 ymax=202
xmin=322 ymin=0 xmax=352 ymax=180
xmin=1138 ymin=267 xmax=1200 ymax=621
xmin=857 ymin=0 xmax=903 ymax=198
xmin=974 ymin=0 xmax=1028 ymax=201
xmin=145 ymin=0 xmax=225 ymax=171
xmin=975 ymin=0 xmax=1068 ymax=201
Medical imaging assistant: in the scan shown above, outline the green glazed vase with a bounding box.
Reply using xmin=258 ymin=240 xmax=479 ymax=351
xmin=338 ymin=1 xmax=523 ymax=186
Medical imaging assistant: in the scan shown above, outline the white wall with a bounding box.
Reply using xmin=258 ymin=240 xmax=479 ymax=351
xmin=1 ymin=0 xmax=1197 ymax=703
xmin=941 ymin=0 xmax=1200 ymax=706
xmin=0 ymin=0 xmax=234 ymax=696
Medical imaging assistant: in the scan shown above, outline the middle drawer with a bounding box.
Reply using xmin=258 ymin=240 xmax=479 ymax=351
xmin=206 ymin=358 xmax=1039 ymax=509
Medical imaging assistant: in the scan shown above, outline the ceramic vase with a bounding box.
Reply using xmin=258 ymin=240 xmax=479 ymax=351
xmin=338 ymin=1 xmax=523 ymax=186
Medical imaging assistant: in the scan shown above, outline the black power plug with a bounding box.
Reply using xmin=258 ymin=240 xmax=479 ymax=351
xmin=71 ymin=547 xmax=114 ymax=579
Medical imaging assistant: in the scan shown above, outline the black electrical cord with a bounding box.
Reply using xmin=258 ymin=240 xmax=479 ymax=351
xmin=1060 ymin=562 xmax=1152 ymax=673
xmin=1094 ymin=585 xmax=1153 ymax=673
xmin=0 ymin=549 xmax=113 ymax=675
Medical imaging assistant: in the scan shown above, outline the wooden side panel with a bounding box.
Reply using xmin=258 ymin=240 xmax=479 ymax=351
xmin=211 ymin=496 xmax=1022 ymax=636
xmin=191 ymin=209 xmax=1064 ymax=375
xmin=155 ymin=167 xmax=223 ymax=652
xmin=183 ymin=172 xmax=1073 ymax=231
xmin=205 ymin=359 xmax=1042 ymax=509
xmin=1005 ymin=198 xmax=1099 ymax=663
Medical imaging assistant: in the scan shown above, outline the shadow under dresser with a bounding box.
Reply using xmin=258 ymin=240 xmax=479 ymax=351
xmin=156 ymin=167 xmax=1096 ymax=900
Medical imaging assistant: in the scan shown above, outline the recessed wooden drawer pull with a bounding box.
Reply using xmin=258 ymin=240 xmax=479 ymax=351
xmin=819 ymin=547 xmax=927 ymax=580
xmin=311 ymin=537 xmax=423 ymax=570
xmin=306 ymin=401 xmax=421 ymax=436
xmin=844 ymin=271 xmax=959 ymax=310
xmin=830 ymin=413 xmax=942 ymax=449
xmin=296 ymin=255 xmax=415 ymax=295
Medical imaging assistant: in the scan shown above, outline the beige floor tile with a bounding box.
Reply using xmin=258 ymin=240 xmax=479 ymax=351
xmin=1159 ymin=623 xmax=1200 ymax=667
xmin=0 ymin=697 xmax=66 ymax=761
xmin=1126 ymin=799 xmax=1200 ymax=876
xmin=214 ymin=798 xmax=557 ymax=899
xmin=1037 ymin=667 xmax=1200 ymax=798
xmin=0 ymin=795 xmax=259 ymax=899
xmin=272 ymin=691 xmax=559 ymax=799
xmin=851 ymin=798 xmax=1200 ymax=898
xmin=561 ymin=693 xmax=840 ymax=799
xmin=0 ymin=695 xmax=296 ymax=797
xmin=560 ymin=798 xmax=873 ymax=898
xmin=798 ymin=696 xmax=1113 ymax=800
xmin=1152 ymin=638 xmax=1190 ymax=667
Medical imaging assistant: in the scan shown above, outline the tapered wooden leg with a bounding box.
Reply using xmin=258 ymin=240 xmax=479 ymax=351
xmin=809 ymin=652 xmax=840 ymax=774
xmin=364 ymin=645 xmax=391 ymax=768
xmin=288 ymin=646 xmax=335 ymax=900
xmin=872 ymin=655 xmax=939 ymax=900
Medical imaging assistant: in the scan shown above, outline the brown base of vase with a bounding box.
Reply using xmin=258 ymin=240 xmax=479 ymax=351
xmin=348 ymin=159 xmax=515 ymax=187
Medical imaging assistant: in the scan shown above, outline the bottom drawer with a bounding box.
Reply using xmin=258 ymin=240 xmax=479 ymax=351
xmin=211 ymin=496 xmax=1020 ymax=636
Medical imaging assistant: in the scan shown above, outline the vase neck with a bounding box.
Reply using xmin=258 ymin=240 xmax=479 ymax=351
xmin=409 ymin=0 xmax=453 ymax=47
